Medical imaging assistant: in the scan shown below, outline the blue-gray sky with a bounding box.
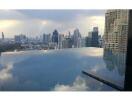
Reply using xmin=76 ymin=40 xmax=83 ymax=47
xmin=0 ymin=10 xmax=105 ymax=38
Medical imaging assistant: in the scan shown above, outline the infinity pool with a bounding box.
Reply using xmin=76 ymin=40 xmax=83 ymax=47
xmin=0 ymin=47 xmax=125 ymax=91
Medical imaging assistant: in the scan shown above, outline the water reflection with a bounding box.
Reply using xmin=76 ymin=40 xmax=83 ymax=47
xmin=0 ymin=64 xmax=13 ymax=81
xmin=53 ymin=76 xmax=88 ymax=91
xmin=83 ymin=48 xmax=126 ymax=88
xmin=0 ymin=48 xmax=117 ymax=91
xmin=53 ymin=74 xmax=115 ymax=91
xmin=103 ymin=49 xmax=126 ymax=76
xmin=0 ymin=63 xmax=15 ymax=90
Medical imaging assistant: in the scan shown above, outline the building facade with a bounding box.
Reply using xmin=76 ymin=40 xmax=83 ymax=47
xmin=103 ymin=10 xmax=129 ymax=84
xmin=91 ymin=27 xmax=99 ymax=47
xmin=14 ymin=34 xmax=27 ymax=44
xmin=58 ymin=34 xmax=64 ymax=49
xmin=62 ymin=37 xmax=72 ymax=48
xmin=2 ymin=32 xmax=4 ymax=40
xmin=43 ymin=33 xmax=51 ymax=44
xmin=73 ymin=28 xmax=81 ymax=48
xmin=52 ymin=29 xmax=59 ymax=45
xmin=104 ymin=10 xmax=129 ymax=53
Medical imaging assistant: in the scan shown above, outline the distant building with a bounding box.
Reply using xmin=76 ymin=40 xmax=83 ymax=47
xmin=2 ymin=32 xmax=4 ymax=40
xmin=98 ymin=35 xmax=103 ymax=47
xmin=73 ymin=28 xmax=81 ymax=48
xmin=52 ymin=29 xmax=59 ymax=44
xmin=86 ymin=29 xmax=99 ymax=47
xmin=85 ymin=36 xmax=91 ymax=47
xmin=88 ymin=32 xmax=92 ymax=38
xmin=49 ymin=42 xmax=58 ymax=49
xmin=81 ymin=37 xmax=86 ymax=47
xmin=91 ymin=27 xmax=99 ymax=47
xmin=15 ymin=34 xmax=27 ymax=44
xmin=58 ymin=34 xmax=64 ymax=49
xmin=85 ymin=32 xmax=92 ymax=47
xmin=62 ymin=37 xmax=72 ymax=48
xmin=67 ymin=31 xmax=71 ymax=38
xmin=43 ymin=33 xmax=51 ymax=44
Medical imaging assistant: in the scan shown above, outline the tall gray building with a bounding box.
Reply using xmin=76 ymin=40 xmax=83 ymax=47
xmin=43 ymin=33 xmax=51 ymax=44
xmin=73 ymin=28 xmax=81 ymax=48
xmin=2 ymin=32 xmax=4 ymax=40
xmin=58 ymin=34 xmax=64 ymax=49
xmin=15 ymin=34 xmax=27 ymax=44
xmin=86 ymin=28 xmax=99 ymax=47
xmin=52 ymin=29 xmax=59 ymax=44
xmin=91 ymin=27 xmax=99 ymax=47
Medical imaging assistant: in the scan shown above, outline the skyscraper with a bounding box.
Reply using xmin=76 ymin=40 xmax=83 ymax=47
xmin=86 ymin=28 xmax=99 ymax=47
xmin=62 ymin=37 xmax=72 ymax=48
xmin=43 ymin=33 xmax=51 ymax=44
xmin=81 ymin=37 xmax=86 ymax=47
xmin=73 ymin=28 xmax=81 ymax=48
xmin=91 ymin=27 xmax=99 ymax=47
xmin=103 ymin=10 xmax=129 ymax=90
xmin=2 ymin=32 xmax=4 ymax=40
xmin=52 ymin=29 xmax=59 ymax=44
xmin=104 ymin=10 xmax=129 ymax=53
xmin=98 ymin=35 xmax=103 ymax=47
xmin=14 ymin=34 xmax=27 ymax=44
xmin=58 ymin=34 xmax=64 ymax=49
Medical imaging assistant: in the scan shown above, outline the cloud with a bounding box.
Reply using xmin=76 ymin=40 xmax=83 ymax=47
xmin=0 ymin=10 xmax=105 ymax=38
xmin=0 ymin=19 xmax=51 ymax=37
xmin=0 ymin=20 xmax=20 ymax=29
xmin=74 ymin=15 xmax=105 ymax=36
xmin=53 ymin=76 xmax=89 ymax=91
xmin=0 ymin=10 xmax=27 ymax=20
xmin=17 ymin=10 xmax=105 ymax=22
xmin=81 ymin=47 xmax=103 ymax=57
xmin=0 ymin=64 xmax=13 ymax=81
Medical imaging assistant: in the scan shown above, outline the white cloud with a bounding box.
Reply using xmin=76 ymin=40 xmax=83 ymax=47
xmin=53 ymin=76 xmax=89 ymax=91
xmin=74 ymin=15 xmax=105 ymax=36
xmin=0 ymin=10 xmax=27 ymax=20
xmin=0 ymin=10 xmax=105 ymax=38
xmin=0 ymin=64 xmax=13 ymax=81
xmin=0 ymin=20 xmax=20 ymax=29
xmin=81 ymin=47 xmax=103 ymax=57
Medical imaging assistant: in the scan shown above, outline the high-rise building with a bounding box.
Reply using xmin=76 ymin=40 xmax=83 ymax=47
xmin=58 ymin=34 xmax=64 ymax=49
xmin=85 ymin=32 xmax=92 ymax=47
xmin=103 ymin=10 xmax=130 ymax=84
xmin=68 ymin=31 xmax=71 ymax=38
xmin=85 ymin=36 xmax=91 ymax=47
xmin=43 ymin=33 xmax=51 ymax=44
xmin=2 ymin=32 xmax=4 ymax=40
xmin=73 ymin=28 xmax=81 ymax=48
xmin=86 ymin=28 xmax=99 ymax=47
xmin=81 ymin=37 xmax=86 ymax=47
xmin=91 ymin=27 xmax=99 ymax=47
xmin=104 ymin=10 xmax=129 ymax=53
xmin=62 ymin=37 xmax=72 ymax=48
xmin=15 ymin=34 xmax=27 ymax=44
xmin=52 ymin=29 xmax=59 ymax=44
xmin=98 ymin=35 xmax=103 ymax=47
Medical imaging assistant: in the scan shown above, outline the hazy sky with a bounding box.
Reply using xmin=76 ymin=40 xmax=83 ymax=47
xmin=0 ymin=10 xmax=105 ymax=38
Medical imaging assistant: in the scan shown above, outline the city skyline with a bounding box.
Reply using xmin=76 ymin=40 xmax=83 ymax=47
xmin=0 ymin=10 xmax=105 ymax=38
